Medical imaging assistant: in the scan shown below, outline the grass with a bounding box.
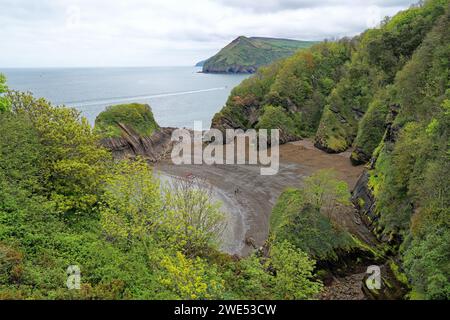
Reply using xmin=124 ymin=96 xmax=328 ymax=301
xmin=95 ymin=103 xmax=160 ymax=138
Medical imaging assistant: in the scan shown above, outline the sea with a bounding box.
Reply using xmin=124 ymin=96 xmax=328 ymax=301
xmin=0 ymin=67 xmax=250 ymax=129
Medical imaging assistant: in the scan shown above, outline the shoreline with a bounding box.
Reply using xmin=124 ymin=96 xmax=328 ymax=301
xmin=154 ymin=139 xmax=365 ymax=257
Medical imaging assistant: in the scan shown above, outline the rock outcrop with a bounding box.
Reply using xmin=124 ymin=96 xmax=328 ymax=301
xmin=95 ymin=103 xmax=175 ymax=162
xmin=351 ymin=171 xmax=378 ymax=234
xmin=100 ymin=124 xmax=175 ymax=162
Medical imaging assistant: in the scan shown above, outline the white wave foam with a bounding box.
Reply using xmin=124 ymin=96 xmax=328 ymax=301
xmin=68 ymin=87 xmax=227 ymax=108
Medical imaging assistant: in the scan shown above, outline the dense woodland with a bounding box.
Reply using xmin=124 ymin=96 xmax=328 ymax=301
xmin=0 ymin=0 xmax=448 ymax=300
xmin=212 ymin=0 xmax=449 ymax=299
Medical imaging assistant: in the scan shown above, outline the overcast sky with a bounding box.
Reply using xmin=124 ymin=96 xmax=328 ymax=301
xmin=0 ymin=0 xmax=418 ymax=68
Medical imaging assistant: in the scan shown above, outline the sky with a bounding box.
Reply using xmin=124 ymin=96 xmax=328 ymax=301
xmin=0 ymin=0 xmax=419 ymax=68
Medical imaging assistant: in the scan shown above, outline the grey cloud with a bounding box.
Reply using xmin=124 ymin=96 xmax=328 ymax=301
xmin=215 ymin=0 xmax=418 ymax=12
xmin=0 ymin=0 xmax=419 ymax=67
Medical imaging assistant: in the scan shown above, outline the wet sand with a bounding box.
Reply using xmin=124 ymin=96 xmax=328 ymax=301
xmin=279 ymin=140 xmax=362 ymax=186
xmin=155 ymin=140 xmax=365 ymax=256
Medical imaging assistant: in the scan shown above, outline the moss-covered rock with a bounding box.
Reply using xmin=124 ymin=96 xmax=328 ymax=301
xmin=351 ymin=90 xmax=393 ymax=165
xmin=314 ymin=105 xmax=355 ymax=153
xmin=95 ymin=103 xmax=159 ymax=139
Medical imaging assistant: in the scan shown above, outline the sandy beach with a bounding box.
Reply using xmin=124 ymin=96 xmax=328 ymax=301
xmin=155 ymin=140 xmax=366 ymax=256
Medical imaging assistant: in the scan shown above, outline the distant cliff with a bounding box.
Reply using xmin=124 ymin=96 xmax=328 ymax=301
xmin=195 ymin=60 xmax=206 ymax=67
xmin=202 ymin=36 xmax=316 ymax=74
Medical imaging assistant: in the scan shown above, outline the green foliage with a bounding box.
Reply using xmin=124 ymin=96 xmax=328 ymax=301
xmin=211 ymin=61 xmax=284 ymax=130
xmin=368 ymin=6 xmax=450 ymax=299
xmin=95 ymin=103 xmax=160 ymax=138
xmin=203 ymin=36 xmax=316 ymax=73
xmin=212 ymin=40 xmax=353 ymax=137
xmin=163 ymin=178 xmax=226 ymax=257
xmin=302 ymin=169 xmax=351 ymax=214
xmin=256 ymin=105 xmax=300 ymax=138
xmin=403 ymin=226 xmax=450 ymax=300
xmin=7 ymin=91 xmax=112 ymax=216
xmin=100 ymin=160 xmax=226 ymax=258
xmin=159 ymin=252 xmax=225 ymax=300
xmin=270 ymin=42 xmax=353 ymax=136
xmin=100 ymin=159 xmax=164 ymax=242
xmin=315 ymin=105 xmax=353 ymax=152
xmin=224 ymin=241 xmax=322 ymax=300
xmin=0 ymin=74 xmax=11 ymax=112
xmin=0 ymin=112 xmax=44 ymax=193
xmin=315 ymin=0 xmax=448 ymax=153
xmin=269 ymin=241 xmax=323 ymax=299
xmin=271 ymin=171 xmax=356 ymax=261
xmin=351 ymin=89 xmax=391 ymax=164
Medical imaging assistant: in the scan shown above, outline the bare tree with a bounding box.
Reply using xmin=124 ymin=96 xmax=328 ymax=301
xmin=164 ymin=176 xmax=227 ymax=257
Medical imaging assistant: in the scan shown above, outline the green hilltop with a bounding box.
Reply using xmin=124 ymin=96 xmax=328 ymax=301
xmin=95 ymin=103 xmax=160 ymax=139
xmin=202 ymin=36 xmax=317 ymax=74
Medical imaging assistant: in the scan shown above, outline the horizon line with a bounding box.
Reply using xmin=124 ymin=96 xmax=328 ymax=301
xmin=0 ymin=65 xmax=202 ymax=70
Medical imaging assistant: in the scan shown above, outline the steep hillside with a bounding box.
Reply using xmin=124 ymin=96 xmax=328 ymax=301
xmin=202 ymin=36 xmax=316 ymax=74
xmin=353 ymin=6 xmax=449 ymax=299
xmin=212 ymin=0 xmax=447 ymax=150
xmin=213 ymin=0 xmax=450 ymax=299
xmin=211 ymin=39 xmax=354 ymax=142
xmin=315 ymin=0 xmax=448 ymax=159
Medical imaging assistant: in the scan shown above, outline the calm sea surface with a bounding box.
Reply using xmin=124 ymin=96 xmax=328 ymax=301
xmin=1 ymin=67 xmax=249 ymax=129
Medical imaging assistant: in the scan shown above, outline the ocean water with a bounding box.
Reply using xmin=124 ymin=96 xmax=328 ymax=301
xmin=1 ymin=67 xmax=249 ymax=129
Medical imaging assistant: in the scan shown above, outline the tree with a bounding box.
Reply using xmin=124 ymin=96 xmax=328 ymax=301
xmin=163 ymin=177 xmax=226 ymax=257
xmin=100 ymin=162 xmax=226 ymax=258
xmin=269 ymin=241 xmax=323 ymax=300
xmin=100 ymin=159 xmax=164 ymax=243
xmin=227 ymin=241 xmax=322 ymax=300
xmin=7 ymin=91 xmax=112 ymax=215
xmin=303 ymin=169 xmax=351 ymax=219
xmin=271 ymin=188 xmax=355 ymax=261
xmin=159 ymin=251 xmax=225 ymax=300
xmin=0 ymin=74 xmax=11 ymax=112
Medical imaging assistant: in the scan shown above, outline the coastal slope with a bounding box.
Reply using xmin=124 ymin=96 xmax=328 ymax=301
xmin=211 ymin=0 xmax=450 ymax=299
xmin=201 ymin=36 xmax=316 ymax=74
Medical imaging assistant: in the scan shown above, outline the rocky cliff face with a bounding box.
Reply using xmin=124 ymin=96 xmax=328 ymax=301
xmin=351 ymin=171 xmax=378 ymax=234
xmin=100 ymin=123 xmax=175 ymax=162
xmin=351 ymin=103 xmax=402 ymax=243
xmin=203 ymin=65 xmax=257 ymax=74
